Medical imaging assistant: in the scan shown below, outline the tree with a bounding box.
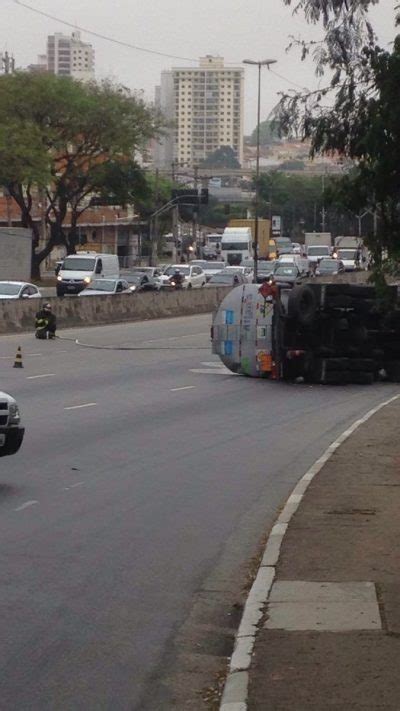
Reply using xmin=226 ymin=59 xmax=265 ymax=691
xmin=0 ymin=73 xmax=163 ymax=277
xmin=198 ymin=197 xmax=246 ymax=228
xmin=277 ymin=0 xmax=400 ymax=273
xmin=201 ymin=145 xmax=241 ymax=169
xmin=247 ymin=119 xmax=280 ymax=146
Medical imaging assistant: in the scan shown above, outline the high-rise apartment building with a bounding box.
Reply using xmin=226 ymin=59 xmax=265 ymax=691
xmin=47 ymin=31 xmax=95 ymax=81
xmin=154 ymin=56 xmax=244 ymax=168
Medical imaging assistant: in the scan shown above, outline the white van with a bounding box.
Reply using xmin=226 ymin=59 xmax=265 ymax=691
xmin=277 ymin=254 xmax=311 ymax=275
xmin=56 ymin=252 xmax=120 ymax=296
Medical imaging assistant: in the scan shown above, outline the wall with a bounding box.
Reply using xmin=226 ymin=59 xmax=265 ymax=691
xmin=0 ymin=287 xmax=231 ymax=335
xmin=0 ymin=273 xmax=382 ymax=336
xmin=0 ymin=228 xmax=32 ymax=281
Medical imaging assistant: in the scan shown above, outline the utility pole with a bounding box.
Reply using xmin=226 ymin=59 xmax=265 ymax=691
xmin=150 ymin=169 xmax=160 ymax=266
xmin=243 ymin=58 xmax=277 ymax=283
xmin=2 ymin=51 xmax=15 ymax=74
xmin=171 ymin=160 xmax=179 ymax=263
xmin=192 ymin=165 xmax=199 ymax=259
xmin=321 ymin=173 xmax=327 ymax=232
xmin=3 ymin=186 xmax=12 ymax=227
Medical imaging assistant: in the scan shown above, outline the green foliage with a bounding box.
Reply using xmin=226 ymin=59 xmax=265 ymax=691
xmin=247 ymin=120 xmax=280 ymax=146
xmin=278 ymin=0 xmax=400 ymax=272
xmin=279 ymin=160 xmax=305 ymax=171
xmin=198 ymin=197 xmax=246 ymax=228
xmin=200 ymin=145 xmax=240 ymax=169
xmin=0 ymin=72 xmax=164 ymax=272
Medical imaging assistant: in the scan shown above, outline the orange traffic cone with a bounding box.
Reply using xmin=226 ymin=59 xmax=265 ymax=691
xmin=13 ymin=346 xmax=23 ymax=368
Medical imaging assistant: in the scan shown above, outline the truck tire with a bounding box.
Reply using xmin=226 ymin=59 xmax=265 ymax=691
xmin=287 ymin=285 xmax=316 ymax=327
xmin=349 ymin=371 xmax=375 ymax=385
xmin=311 ymin=359 xmax=349 ymax=383
xmin=348 ymin=358 xmax=375 ymax=372
xmin=385 ymin=361 xmax=400 ymax=382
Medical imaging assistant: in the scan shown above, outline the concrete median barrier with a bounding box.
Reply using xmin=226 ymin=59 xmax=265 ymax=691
xmin=0 ymin=287 xmax=231 ymax=335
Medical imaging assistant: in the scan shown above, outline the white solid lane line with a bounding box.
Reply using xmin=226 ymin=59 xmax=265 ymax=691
xmin=170 ymin=386 xmax=196 ymax=392
xmin=27 ymin=373 xmax=55 ymax=380
xmin=64 ymin=402 xmax=97 ymax=411
xmin=63 ymin=482 xmax=85 ymax=490
xmin=14 ymin=500 xmax=39 ymax=512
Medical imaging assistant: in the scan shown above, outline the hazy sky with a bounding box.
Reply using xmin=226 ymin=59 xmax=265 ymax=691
xmin=2 ymin=0 xmax=397 ymax=132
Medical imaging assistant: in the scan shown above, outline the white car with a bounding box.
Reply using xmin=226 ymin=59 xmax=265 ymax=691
xmin=79 ymin=278 xmax=131 ymax=296
xmin=0 ymin=281 xmax=42 ymax=299
xmin=192 ymin=260 xmax=226 ymax=282
xmin=160 ymin=265 xmax=206 ymax=288
xmin=223 ymin=266 xmax=254 ymax=283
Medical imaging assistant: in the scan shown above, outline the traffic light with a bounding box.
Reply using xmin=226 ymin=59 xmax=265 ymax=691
xmin=171 ymin=189 xmax=199 ymax=205
xmin=200 ymin=188 xmax=209 ymax=205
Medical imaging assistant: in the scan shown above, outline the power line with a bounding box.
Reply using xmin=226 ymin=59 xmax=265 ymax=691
xmin=269 ymin=68 xmax=310 ymax=92
xmin=11 ymin=0 xmax=311 ymax=92
xmin=11 ymin=0 xmax=198 ymax=63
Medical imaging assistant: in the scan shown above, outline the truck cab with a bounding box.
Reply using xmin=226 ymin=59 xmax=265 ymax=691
xmin=220 ymin=228 xmax=253 ymax=265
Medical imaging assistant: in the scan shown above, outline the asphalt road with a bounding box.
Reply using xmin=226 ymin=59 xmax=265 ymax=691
xmin=0 ymin=314 xmax=398 ymax=710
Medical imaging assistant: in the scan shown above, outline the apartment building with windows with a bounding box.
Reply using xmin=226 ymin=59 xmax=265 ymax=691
xmin=47 ymin=31 xmax=95 ymax=81
xmin=154 ymin=56 xmax=244 ymax=168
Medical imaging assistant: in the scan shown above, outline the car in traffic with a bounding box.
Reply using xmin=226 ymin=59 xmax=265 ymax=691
xmin=206 ymin=271 xmax=247 ymax=287
xmin=79 ymin=278 xmax=131 ymax=296
xmin=257 ymin=260 xmax=277 ymax=283
xmin=277 ymin=254 xmax=311 ymax=275
xmin=314 ymin=258 xmax=345 ymax=276
xmin=291 ymin=242 xmax=304 ymax=255
xmin=192 ymin=260 xmax=226 ymax=282
xmin=125 ymin=273 xmax=160 ymax=292
xmin=275 ymin=237 xmax=294 ymax=256
xmin=127 ymin=267 xmax=163 ymax=290
xmin=223 ymin=265 xmax=254 ymax=283
xmin=159 ymin=264 xmax=206 ymax=289
xmin=0 ymin=391 xmax=24 ymax=457
xmin=202 ymin=244 xmax=218 ymax=260
xmin=0 ymin=282 xmax=42 ymax=299
xmin=273 ymin=264 xmax=304 ymax=286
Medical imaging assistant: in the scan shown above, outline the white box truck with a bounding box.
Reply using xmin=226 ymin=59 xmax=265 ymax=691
xmin=304 ymin=232 xmax=332 ymax=266
xmin=220 ymin=227 xmax=253 ymax=266
xmin=333 ymin=236 xmax=366 ymax=271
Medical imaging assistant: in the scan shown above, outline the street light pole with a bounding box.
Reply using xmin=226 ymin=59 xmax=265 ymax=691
xmin=243 ymin=58 xmax=276 ymax=283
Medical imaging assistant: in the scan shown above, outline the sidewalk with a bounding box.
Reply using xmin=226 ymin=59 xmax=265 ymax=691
xmin=248 ymin=396 xmax=400 ymax=710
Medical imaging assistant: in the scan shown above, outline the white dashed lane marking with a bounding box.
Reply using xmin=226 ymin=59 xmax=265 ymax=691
xmin=64 ymin=402 xmax=97 ymax=411
xmin=26 ymin=373 xmax=55 ymax=380
xmin=63 ymin=482 xmax=85 ymax=491
xmin=14 ymin=500 xmax=39 ymax=512
xmin=170 ymin=386 xmax=196 ymax=392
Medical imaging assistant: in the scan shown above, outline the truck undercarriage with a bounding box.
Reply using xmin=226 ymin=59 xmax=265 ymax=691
xmin=212 ymin=282 xmax=400 ymax=384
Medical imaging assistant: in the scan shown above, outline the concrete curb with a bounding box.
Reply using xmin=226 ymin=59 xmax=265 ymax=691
xmin=219 ymin=393 xmax=400 ymax=710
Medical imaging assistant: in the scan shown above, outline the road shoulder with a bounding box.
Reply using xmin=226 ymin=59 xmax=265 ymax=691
xmin=247 ymin=395 xmax=400 ymax=710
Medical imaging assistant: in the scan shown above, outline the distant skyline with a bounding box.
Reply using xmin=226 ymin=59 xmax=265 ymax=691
xmin=2 ymin=0 xmax=397 ymax=132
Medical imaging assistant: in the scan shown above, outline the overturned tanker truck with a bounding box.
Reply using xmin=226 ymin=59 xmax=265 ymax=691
xmin=211 ymin=282 xmax=400 ymax=384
